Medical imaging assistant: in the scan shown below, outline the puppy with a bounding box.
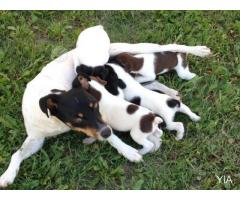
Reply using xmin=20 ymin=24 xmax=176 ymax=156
xmin=110 ymin=52 xmax=197 ymax=83
xmin=39 ymin=86 xmax=143 ymax=162
xmin=78 ymin=64 xmax=200 ymax=141
xmin=73 ymin=73 xmax=164 ymax=155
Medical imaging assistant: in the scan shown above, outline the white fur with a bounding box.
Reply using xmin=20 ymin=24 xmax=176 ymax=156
xmin=89 ymin=80 xmax=163 ymax=155
xmin=108 ymin=63 xmax=201 ymax=141
xmin=109 ymin=43 xmax=211 ymax=57
xmin=74 ymin=25 xmax=110 ymax=67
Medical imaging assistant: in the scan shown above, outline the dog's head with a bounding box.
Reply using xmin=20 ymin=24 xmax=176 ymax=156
xmin=39 ymin=82 xmax=111 ymax=140
xmin=76 ymin=64 xmax=126 ymax=96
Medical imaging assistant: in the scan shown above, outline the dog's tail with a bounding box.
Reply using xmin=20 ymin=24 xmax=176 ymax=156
xmin=109 ymin=43 xmax=211 ymax=57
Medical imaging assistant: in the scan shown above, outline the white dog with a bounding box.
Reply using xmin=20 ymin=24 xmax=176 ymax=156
xmin=0 ymin=25 xmax=211 ymax=187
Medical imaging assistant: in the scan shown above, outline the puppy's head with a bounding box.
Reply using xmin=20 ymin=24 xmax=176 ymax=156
xmin=39 ymin=83 xmax=111 ymax=140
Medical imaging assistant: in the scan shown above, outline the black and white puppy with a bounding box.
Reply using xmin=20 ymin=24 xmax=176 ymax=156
xmin=78 ymin=64 xmax=200 ymax=141
xmin=72 ymin=73 xmax=164 ymax=155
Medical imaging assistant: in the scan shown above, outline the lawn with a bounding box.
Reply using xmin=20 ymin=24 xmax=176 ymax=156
xmin=0 ymin=11 xmax=239 ymax=189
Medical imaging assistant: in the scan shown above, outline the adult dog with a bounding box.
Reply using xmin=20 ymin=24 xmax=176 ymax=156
xmin=0 ymin=25 xmax=211 ymax=187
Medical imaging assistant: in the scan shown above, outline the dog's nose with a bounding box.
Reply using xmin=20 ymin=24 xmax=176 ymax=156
xmin=100 ymin=127 xmax=112 ymax=138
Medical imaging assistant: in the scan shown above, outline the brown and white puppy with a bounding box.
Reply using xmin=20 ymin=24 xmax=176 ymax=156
xmin=73 ymin=73 xmax=164 ymax=155
xmin=110 ymin=51 xmax=197 ymax=83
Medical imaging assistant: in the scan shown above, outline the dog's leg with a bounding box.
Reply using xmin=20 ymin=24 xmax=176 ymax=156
xmin=142 ymin=81 xmax=180 ymax=100
xmin=179 ymin=103 xmax=201 ymax=122
xmin=106 ymin=133 xmax=142 ymax=162
xmin=175 ymin=65 xmax=197 ymax=80
xmin=110 ymin=43 xmax=211 ymax=57
xmin=0 ymin=136 xmax=44 ymax=188
xmin=166 ymin=121 xmax=185 ymax=141
xmin=147 ymin=134 xmax=162 ymax=153
xmin=130 ymin=128 xmax=154 ymax=155
xmin=134 ymin=74 xmax=156 ymax=83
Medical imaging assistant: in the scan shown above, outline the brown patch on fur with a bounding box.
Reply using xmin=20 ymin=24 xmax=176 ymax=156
xmin=78 ymin=75 xmax=90 ymax=90
xmin=66 ymin=122 xmax=98 ymax=138
xmin=47 ymin=98 xmax=57 ymax=109
xmin=87 ymin=87 xmax=102 ymax=102
xmin=90 ymin=76 xmax=107 ymax=86
xmin=154 ymin=52 xmax=178 ymax=74
xmin=73 ymin=127 xmax=98 ymax=138
xmin=127 ymin=104 xmax=139 ymax=114
xmin=140 ymin=113 xmax=156 ymax=133
xmin=180 ymin=53 xmax=187 ymax=68
xmin=114 ymin=53 xmax=144 ymax=72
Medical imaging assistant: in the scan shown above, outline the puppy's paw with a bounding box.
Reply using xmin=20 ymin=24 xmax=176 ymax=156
xmin=82 ymin=137 xmax=97 ymax=145
xmin=191 ymin=46 xmax=211 ymax=57
xmin=182 ymin=72 xmax=197 ymax=80
xmin=168 ymin=89 xmax=181 ymax=100
xmin=175 ymin=133 xmax=184 ymax=141
xmin=191 ymin=114 xmax=201 ymax=122
xmin=120 ymin=147 xmax=143 ymax=162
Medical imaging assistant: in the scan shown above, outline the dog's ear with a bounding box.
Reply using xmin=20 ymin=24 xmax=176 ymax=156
xmin=39 ymin=94 xmax=59 ymax=118
xmin=92 ymin=66 xmax=109 ymax=80
xmin=76 ymin=64 xmax=93 ymax=75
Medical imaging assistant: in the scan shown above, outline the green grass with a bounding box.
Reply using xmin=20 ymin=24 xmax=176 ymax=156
xmin=0 ymin=11 xmax=240 ymax=189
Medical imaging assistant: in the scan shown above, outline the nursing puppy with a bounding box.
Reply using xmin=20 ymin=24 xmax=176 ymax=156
xmin=72 ymin=73 xmax=164 ymax=155
xmin=110 ymin=52 xmax=199 ymax=83
xmin=39 ymin=87 xmax=143 ymax=161
xmin=78 ymin=64 xmax=200 ymax=141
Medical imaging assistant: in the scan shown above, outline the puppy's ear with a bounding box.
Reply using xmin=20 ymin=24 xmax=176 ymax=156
xmin=76 ymin=64 xmax=93 ymax=75
xmin=39 ymin=94 xmax=59 ymax=118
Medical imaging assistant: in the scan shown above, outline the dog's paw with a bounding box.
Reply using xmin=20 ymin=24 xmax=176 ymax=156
xmin=120 ymin=147 xmax=143 ymax=162
xmin=182 ymin=72 xmax=197 ymax=80
xmin=191 ymin=114 xmax=201 ymax=122
xmin=168 ymin=89 xmax=181 ymax=100
xmin=175 ymin=134 xmax=184 ymax=141
xmin=82 ymin=137 xmax=97 ymax=145
xmin=0 ymin=172 xmax=15 ymax=188
xmin=191 ymin=46 xmax=211 ymax=57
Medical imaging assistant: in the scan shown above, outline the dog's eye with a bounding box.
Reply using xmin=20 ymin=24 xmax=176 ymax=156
xmin=74 ymin=118 xmax=82 ymax=123
xmin=78 ymin=113 xmax=84 ymax=118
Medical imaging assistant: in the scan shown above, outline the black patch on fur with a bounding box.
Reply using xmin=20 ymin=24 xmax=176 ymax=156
xmin=127 ymin=104 xmax=139 ymax=114
xmin=152 ymin=89 xmax=164 ymax=94
xmin=158 ymin=121 xmax=166 ymax=129
xmin=167 ymin=99 xmax=180 ymax=108
xmin=51 ymin=89 xmax=66 ymax=93
xmin=140 ymin=113 xmax=155 ymax=133
xmin=130 ymin=96 xmax=141 ymax=105
xmin=118 ymin=79 xmax=127 ymax=89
